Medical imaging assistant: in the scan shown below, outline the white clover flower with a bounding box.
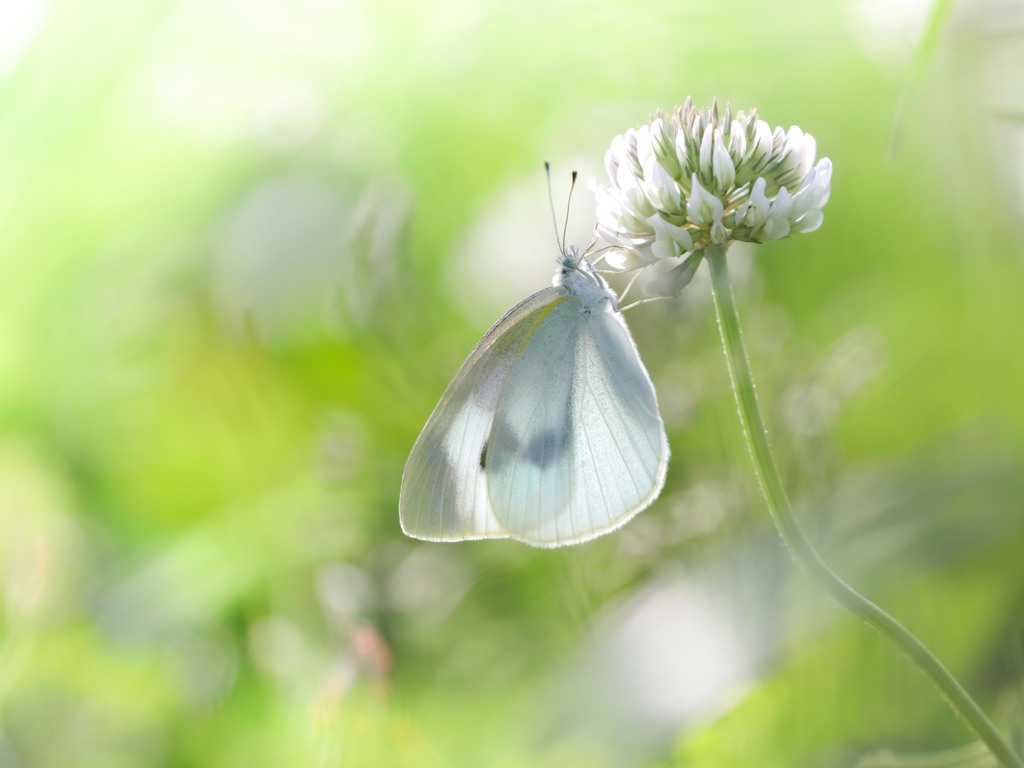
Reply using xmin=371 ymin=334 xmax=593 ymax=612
xmin=592 ymin=97 xmax=832 ymax=295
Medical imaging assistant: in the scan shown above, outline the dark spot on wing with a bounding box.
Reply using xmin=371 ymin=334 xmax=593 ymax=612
xmin=526 ymin=430 xmax=562 ymax=468
xmin=481 ymin=419 xmax=517 ymax=473
xmin=485 ymin=420 xmax=563 ymax=472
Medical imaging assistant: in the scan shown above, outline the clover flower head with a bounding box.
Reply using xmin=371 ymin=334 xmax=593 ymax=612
xmin=592 ymin=97 xmax=832 ymax=295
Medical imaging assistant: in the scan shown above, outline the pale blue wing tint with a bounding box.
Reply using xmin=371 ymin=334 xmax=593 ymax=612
xmin=488 ymin=297 xmax=668 ymax=546
xmin=399 ymin=287 xmax=563 ymax=541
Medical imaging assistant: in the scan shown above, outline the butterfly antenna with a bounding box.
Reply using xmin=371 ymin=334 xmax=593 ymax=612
xmin=544 ymin=161 xmax=564 ymax=256
xmin=562 ymin=170 xmax=578 ymax=254
xmin=545 ymin=162 xmax=579 ymax=257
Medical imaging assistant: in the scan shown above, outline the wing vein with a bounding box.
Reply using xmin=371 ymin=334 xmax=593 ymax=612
xmin=588 ymin=333 xmax=643 ymax=505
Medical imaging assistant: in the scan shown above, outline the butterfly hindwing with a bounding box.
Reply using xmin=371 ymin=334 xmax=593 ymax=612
xmin=485 ymin=296 xmax=578 ymax=540
xmin=487 ymin=297 xmax=668 ymax=546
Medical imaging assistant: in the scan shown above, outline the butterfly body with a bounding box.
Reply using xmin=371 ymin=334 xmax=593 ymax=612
xmin=400 ymin=248 xmax=668 ymax=547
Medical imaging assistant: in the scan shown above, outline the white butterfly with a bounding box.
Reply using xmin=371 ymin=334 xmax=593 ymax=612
xmin=399 ymin=241 xmax=669 ymax=548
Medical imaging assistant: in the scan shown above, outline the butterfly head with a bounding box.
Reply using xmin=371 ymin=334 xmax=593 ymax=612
xmin=554 ymin=246 xmax=617 ymax=312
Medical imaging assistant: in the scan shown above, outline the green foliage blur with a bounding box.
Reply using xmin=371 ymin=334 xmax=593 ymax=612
xmin=2 ymin=0 xmax=1023 ymax=765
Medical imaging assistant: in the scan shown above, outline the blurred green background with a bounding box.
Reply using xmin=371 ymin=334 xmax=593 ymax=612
xmin=2 ymin=0 xmax=1024 ymax=765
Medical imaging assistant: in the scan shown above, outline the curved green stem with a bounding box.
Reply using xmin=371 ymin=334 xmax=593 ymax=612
xmin=704 ymin=244 xmax=1022 ymax=768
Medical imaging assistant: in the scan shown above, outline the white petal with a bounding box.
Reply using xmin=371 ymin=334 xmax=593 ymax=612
xmin=798 ymin=132 xmax=817 ymax=180
xmin=649 ymin=214 xmax=694 ymax=252
xmin=727 ymin=119 xmax=747 ymax=164
xmin=635 ymin=124 xmax=655 ymax=167
xmin=641 ymin=254 xmax=703 ymax=297
xmin=790 ymin=168 xmax=818 ymax=218
xmin=749 ymin=120 xmax=773 ymax=164
xmin=603 ymin=245 xmax=658 ymax=270
xmin=769 ymin=186 xmax=794 ymax=220
xmin=784 ymin=126 xmax=806 ymax=158
xmin=699 ymin=125 xmax=714 ymax=178
xmin=651 ymin=235 xmax=682 ymax=260
xmin=811 ymin=158 xmax=832 ymax=206
xmin=732 ymin=197 xmax=751 ymax=224
xmin=739 ymin=177 xmax=770 ymax=227
xmin=775 ymin=126 xmax=815 ymax=186
xmin=686 ymin=174 xmax=724 ymax=227
xmin=615 ymin=162 xmax=654 ymax=217
xmin=674 ymin=126 xmax=692 ymax=176
xmin=792 ymin=209 xmax=824 ymax=233
xmin=650 ymin=116 xmax=681 ymax=176
xmin=712 ymin=133 xmax=736 ymax=192
xmin=605 ymin=134 xmax=628 ymax=182
xmin=754 ymin=216 xmax=790 ymax=241
xmin=642 ymin=154 xmax=681 ymax=210
xmin=710 ymin=220 xmax=728 ymax=244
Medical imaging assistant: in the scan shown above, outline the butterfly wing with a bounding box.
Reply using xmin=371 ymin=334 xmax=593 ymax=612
xmin=487 ymin=299 xmax=668 ymax=546
xmin=399 ymin=286 xmax=565 ymax=542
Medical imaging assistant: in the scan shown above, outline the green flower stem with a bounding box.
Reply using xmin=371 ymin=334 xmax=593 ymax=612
xmin=704 ymin=244 xmax=1022 ymax=768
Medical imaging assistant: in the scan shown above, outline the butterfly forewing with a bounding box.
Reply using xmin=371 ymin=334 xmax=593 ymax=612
xmin=399 ymin=287 xmax=564 ymax=541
